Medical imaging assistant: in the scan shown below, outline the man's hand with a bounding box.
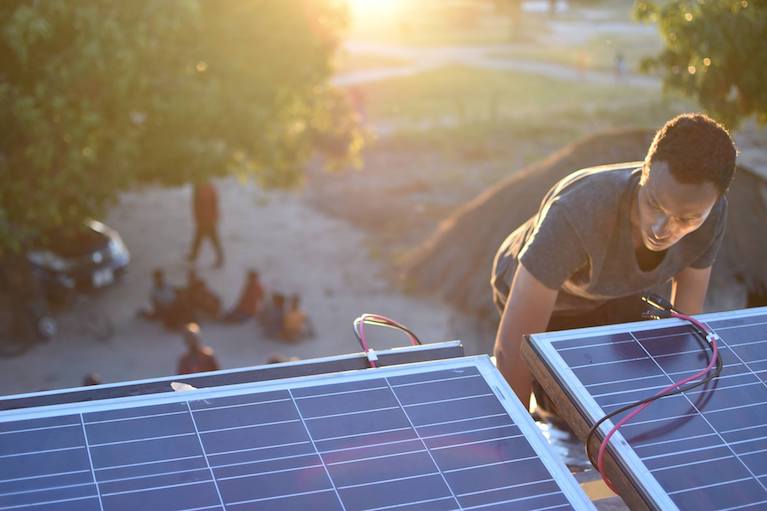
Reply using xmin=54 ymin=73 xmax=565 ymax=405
xmin=671 ymin=266 xmax=712 ymax=314
xmin=493 ymin=264 xmax=558 ymax=409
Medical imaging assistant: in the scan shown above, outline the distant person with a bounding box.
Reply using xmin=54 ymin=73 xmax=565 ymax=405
xmin=266 ymin=353 xmax=300 ymax=364
xmin=137 ymin=269 xmax=176 ymax=327
xmin=222 ymin=269 xmax=264 ymax=323
xmin=548 ymin=0 xmax=557 ymax=17
xmin=614 ymin=51 xmax=626 ymax=80
xmin=82 ymin=373 xmax=102 ymax=386
xmin=259 ymin=292 xmax=285 ymax=338
xmin=491 ymin=113 xmax=737 ymax=415
xmin=185 ymin=269 xmax=221 ymax=319
xmin=282 ymin=294 xmax=314 ymax=342
xmin=576 ymin=51 xmax=589 ymax=77
xmin=188 ymin=180 xmax=224 ymax=268
xmin=348 ymin=85 xmax=367 ymax=127
xmin=177 ymin=323 xmax=220 ymax=374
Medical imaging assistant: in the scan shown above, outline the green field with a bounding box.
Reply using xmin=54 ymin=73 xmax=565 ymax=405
xmin=359 ymin=65 xmax=671 ymax=122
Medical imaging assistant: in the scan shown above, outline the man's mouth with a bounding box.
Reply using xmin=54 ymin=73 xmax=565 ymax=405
xmin=646 ymin=234 xmax=668 ymax=248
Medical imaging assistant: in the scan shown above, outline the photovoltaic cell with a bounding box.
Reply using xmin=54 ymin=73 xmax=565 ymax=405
xmin=0 ymin=356 xmax=594 ymax=511
xmin=528 ymin=306 xmax=767 ymax=510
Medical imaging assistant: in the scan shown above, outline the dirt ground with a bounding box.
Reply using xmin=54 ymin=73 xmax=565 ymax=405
xmin=0 ymin=178 xmax=490 ymax=395
xmin=3 ymin=1 xmax=764 ymax=399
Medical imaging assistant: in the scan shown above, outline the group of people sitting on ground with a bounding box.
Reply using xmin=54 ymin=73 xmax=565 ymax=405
xmin=138 ymin=268 xmax=313 ymax=341
xmin=259 ymin=291 xmax=315 ymax=342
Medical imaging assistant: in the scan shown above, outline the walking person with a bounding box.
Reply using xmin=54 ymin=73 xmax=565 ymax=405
xmin=187 ymin=180 xmax=224 ymax=268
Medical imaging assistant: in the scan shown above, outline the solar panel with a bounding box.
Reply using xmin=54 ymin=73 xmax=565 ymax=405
xmin=524 ymin=306 xmax=767 ymax=511
xmin=0 ymin=356 xmax=595 ymax=511
xmin=0 ymin=341 xmax=465 ymax=412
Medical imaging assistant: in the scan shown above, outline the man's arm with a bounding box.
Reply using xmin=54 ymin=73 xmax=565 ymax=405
xmin=493 ymin=263 xmax=558 ymax=409
xmin=671 ymin=265 xmax=712 ymax=315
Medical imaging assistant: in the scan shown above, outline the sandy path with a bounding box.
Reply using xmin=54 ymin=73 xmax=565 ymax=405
xmin=0 ymin=179 xmax=473 ymax=395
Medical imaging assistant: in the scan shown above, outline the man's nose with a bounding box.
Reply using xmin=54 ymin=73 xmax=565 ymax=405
xmin=652 ymin=216 xmax=671 ymax=238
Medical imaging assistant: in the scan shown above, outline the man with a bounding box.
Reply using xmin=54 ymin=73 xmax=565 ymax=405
xmin=137 ymin=269 xmax=176 ymax=326
xmin=177 ymin=322 xmax=220 ymax=375
xmin=222 ymin=269 xmax=264 ymax=322
xmin=183 ymin=268 xmax=221 ymax=319
xmin=491 ymin=113 xmax=737 ymax=410
xmin=259 ymin=292 xmax=285 ymax=339
xmin=188 ymin=180 xmax=224 ymax=268
xmin=282 ymin=293 xmax=314 ymax=342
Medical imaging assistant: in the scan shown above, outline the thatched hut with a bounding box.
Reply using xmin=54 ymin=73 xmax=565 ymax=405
xmin=401 ymin=130 xmax=767 ymax=323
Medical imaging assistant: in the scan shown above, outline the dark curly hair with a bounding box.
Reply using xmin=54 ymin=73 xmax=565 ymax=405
xmin=643 ymin=113 xmax=737 ymax=194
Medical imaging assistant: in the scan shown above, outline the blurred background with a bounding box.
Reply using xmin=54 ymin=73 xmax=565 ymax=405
xmin=1 ymin=0 xmax=765 ymax=395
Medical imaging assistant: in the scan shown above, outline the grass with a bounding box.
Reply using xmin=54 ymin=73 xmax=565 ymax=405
xmin=333 ymin=52 xmax=410 ymax=75
xmin=357 ymin=64 xmax=659 ymax=123
xmin=355 ymin=63 xmax=696 ymax=185
xmin=346 ymin=0 xmax=639 ymax=48
xmin=486 ymin=31 xmax=663 ymax=74
xmin=347 ymin=4 xmax=548 ymax=47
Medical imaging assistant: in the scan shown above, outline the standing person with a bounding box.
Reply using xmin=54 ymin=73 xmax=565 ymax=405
xmin=222 ymin=269 xmax=264 ymax=322
xmin=491 ymin=113 xmax=737 ymax=413
xmin=188 ymin=180 xmax=224 ymax=268
xmin=177 ymin=323 xmax=220 ymax=375
xmin=614 ymin=51 xmax=626 ymax=81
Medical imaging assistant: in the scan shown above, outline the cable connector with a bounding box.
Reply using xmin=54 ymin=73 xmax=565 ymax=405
xmin=641 ymin=310 xmax=672 ymax=320
xmin=641 ymin=293 xmax=675 ymax=313
xmin=366 ymin=349 xmax=378 ymax=367
xmin=705 ymin=332 xmax=721 ymax=345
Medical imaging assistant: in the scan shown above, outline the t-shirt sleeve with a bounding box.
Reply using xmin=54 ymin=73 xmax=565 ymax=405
xmin=518 ymin=202 xmax=588 ymax=290
xmin=690 ymin=200 xmax=727 ymax=269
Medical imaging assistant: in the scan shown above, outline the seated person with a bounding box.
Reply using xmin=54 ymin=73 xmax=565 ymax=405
xmin=82 ymin=373 xmax=102 ymax=386
xmin=282 ymin=294 xmax=314 ymax=342
xmin=266 ymin=353 xmax=300 ymax=364
xmin=137 ymin=269 xmax=176 ymax=326
xmin=222 ymin=269 xmax=264 ymax=322
xmin=177 ymin=322 xmax=220 ymax=374
xmin=185 ymin=269 xmax=221 ymax=319
xmin=259 ymin=292 xmax=285 ymax=339
xmin=491 ymin=113 xmax=737 ymax=417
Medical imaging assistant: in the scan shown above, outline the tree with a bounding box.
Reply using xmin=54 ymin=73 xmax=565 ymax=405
xmin=0 ymin=1 xmax=363 ymax=252
xmin=634 ymin=0 xmax=767 ymax=129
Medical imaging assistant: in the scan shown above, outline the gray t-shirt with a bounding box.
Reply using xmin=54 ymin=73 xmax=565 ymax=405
xmin=491 ymin=163 xmax=727 ymax=313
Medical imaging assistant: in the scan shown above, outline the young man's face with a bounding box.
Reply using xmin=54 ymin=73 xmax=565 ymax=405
xmin=634 ymin=161 xmax=720 ymax=252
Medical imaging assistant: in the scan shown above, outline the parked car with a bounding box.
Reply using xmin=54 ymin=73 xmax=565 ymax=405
xmin=26 ymin=220 xmax=130 ymax=298
xmin=0 ymin=254 xmax=57 ymax=351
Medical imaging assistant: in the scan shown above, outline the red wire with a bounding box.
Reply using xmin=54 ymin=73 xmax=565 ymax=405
xmin=362 ymin=314 xmax=420 ymax=346
xmin=596 ymin=312 xmax=719 ymax=492
xmin=356 ymin=314 xmax=421 ymax=368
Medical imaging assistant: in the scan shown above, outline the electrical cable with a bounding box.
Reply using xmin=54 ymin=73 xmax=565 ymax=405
xmin=352 ymin=313 xmax=422 ymax=368
xmin=585 ymin=294 xmax=723 ymax=492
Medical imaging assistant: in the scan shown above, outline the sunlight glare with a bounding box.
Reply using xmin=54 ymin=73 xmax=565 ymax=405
xmin=348 ymin=0 xmax=407 ymax=23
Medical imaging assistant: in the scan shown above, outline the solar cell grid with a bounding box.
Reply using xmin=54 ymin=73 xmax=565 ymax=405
xmin=0 ymin=356 xmax=594 ymax=511
xmin=527 ymin=307 xmax=767 ymax=510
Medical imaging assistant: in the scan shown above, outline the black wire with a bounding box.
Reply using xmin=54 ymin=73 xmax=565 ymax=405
xmin=584 ymin=319 xmax=723 ymax=469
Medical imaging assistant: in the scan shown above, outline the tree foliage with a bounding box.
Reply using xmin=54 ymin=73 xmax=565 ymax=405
xmin=634 ymin=0 xmax=767 ymax=129
xmin=0 ymin=0 xmax=362 ymax=252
